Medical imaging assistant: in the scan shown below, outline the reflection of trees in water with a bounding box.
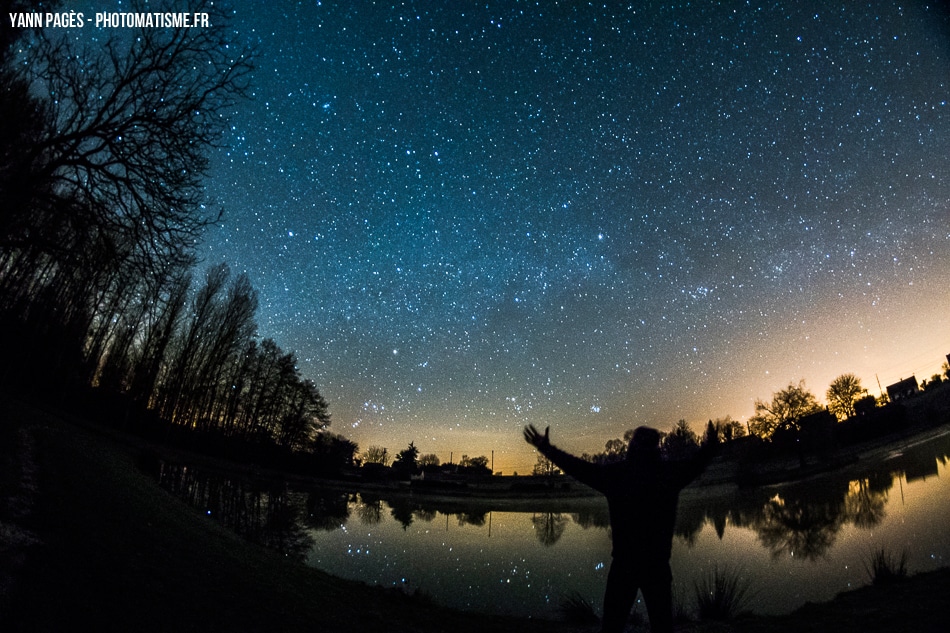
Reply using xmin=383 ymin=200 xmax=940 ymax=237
xmin=414 ymin=507 xmax=438 ymax=522
xmin=746 ymin=469 xmax=893 ymax=560
xmin=356 ymin=494 xmax=384 ymax=525
xmin=350 ymin=495 xmax=498 ymax=531
xmin=458 ymin=511 xmax=488 ymax=527
xmin=693 ymin=438 xmax=950 ymax=559
xmin=260 ymin=491 xmax=316 ymax=557
xmin=155 ymin=463 xmax=314 ymax=560
xmin=674 ymin=503 xmax=707 ymax=547
xmin=304 ymin=490 xmax=351 ymax=531
xmin=710 ymin=512 xmax=727 ymax=539
xmin=154 ymin=432 xmax=949 ymax=564
xmin=372 ymin=495 xmax=493 ymax=529
xmin=532 ymin=512 xmax=568 ymax=547
xmin=844 ymin=477 xmax=888 ymax=529
xmin=389 ymin=498 xmax=415 ymax=529
xmin=753 ymin=493 xmax=845 ymax=560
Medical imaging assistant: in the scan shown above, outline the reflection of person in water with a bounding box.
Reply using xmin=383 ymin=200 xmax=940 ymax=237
xmin=524 ymin=422 xmax=718 ymax=633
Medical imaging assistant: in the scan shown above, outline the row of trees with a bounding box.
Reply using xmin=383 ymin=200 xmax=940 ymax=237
xmin=547 ymin=417 xmax=740 ymax=471
xmin=0 ymin=1 xmax=353 ymax=469
xmin=145 ymin=264 xmax=336 ymax=453
xmin=538 ymin=367 xmax=950 ymax=473
xmin=750 ymin=366 xmax=949 ymax=440
xmin=361 ymin=442 xmax=492 ymax=477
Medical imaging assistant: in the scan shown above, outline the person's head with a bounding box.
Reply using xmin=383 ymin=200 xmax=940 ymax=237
xmin=627 ymin=426 xmax=661 ymax=460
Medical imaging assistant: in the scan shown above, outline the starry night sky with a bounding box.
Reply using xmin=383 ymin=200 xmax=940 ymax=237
xmin=198 ymin=1 xmax=950 ymax=473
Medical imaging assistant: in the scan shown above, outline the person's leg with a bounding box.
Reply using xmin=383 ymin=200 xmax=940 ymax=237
xmin=639 ymin=562 xmax=674 ymax=633
xmin=601 ymin=558 xmax=640 ymax=633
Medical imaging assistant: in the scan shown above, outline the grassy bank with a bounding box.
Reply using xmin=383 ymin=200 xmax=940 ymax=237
xmin=725 ymin=564 xmax=949 ymax=632
xmin=2 ymin=397 xmax=947 ymax=632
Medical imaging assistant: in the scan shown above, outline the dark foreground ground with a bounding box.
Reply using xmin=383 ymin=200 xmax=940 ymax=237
xmin=1 ymin=396 xmax=947 ymax=632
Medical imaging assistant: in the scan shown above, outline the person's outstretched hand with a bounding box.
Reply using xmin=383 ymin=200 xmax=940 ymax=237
xmin=523 ymin=424 xmax=551 ymax=449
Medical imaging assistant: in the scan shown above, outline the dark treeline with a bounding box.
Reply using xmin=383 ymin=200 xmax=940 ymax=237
xmin=0 ymin=0 xmax=356 ymax=473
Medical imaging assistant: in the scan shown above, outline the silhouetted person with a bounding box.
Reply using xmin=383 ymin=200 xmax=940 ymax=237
xmin=524 ymin=423 xmax=718 ymax=633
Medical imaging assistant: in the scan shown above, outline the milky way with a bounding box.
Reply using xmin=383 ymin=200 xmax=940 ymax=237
xmin=200 ymin=1 xmax=950 ymax=472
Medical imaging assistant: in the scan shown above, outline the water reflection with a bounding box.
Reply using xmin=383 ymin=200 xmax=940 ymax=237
xmin=355 ymin=494 xmax=384 ymax=525
xmin=151 ymin=428 xmax=950 ymax=617
xmin=845 ymin=476 xmax=890 ymax=528
xmin=571 ymin=506 xmax=610 ymax=530
xmin=532 ymin=512 xmax=568 ymax=546
xmin=157 ymin=464 xmax=317 ymax=560
xmin=303 ymin=489 xmax=351 ymax=531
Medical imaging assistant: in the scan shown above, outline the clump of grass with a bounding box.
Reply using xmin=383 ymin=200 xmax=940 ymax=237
xmin=693 ymin=566 xmax=754 ymax=621
xmin=864 ymin=547 xmax=908 ymax=585
xmin=672 ymin=587 xmax=692 ymax=625
xmin=558 ymin=591 xmax=599 ymax=625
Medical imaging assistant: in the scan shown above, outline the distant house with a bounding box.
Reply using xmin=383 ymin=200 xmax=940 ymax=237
xmin=886 ymin=376 xmax=919 ymax=402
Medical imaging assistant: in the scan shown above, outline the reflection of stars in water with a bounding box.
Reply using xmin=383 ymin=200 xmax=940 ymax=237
xmin=203 ymin=2 xmax=950 ymax=461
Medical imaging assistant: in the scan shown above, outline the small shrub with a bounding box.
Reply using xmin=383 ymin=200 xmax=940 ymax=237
xmin=694 ymin=566 xmax=754 ymax=621
xmin=864 ymin=547 xmax=908 ymax=585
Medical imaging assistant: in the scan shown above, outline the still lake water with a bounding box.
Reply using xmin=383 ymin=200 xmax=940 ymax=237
xmin=155 ymin=427 xmax=950 ymax=619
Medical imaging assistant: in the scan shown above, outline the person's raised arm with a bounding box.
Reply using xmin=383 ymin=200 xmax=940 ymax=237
xmin=523 ymin=424 xmax=606 ymax=491
xmin=523 ymin=424 xmax=551 ymax=450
